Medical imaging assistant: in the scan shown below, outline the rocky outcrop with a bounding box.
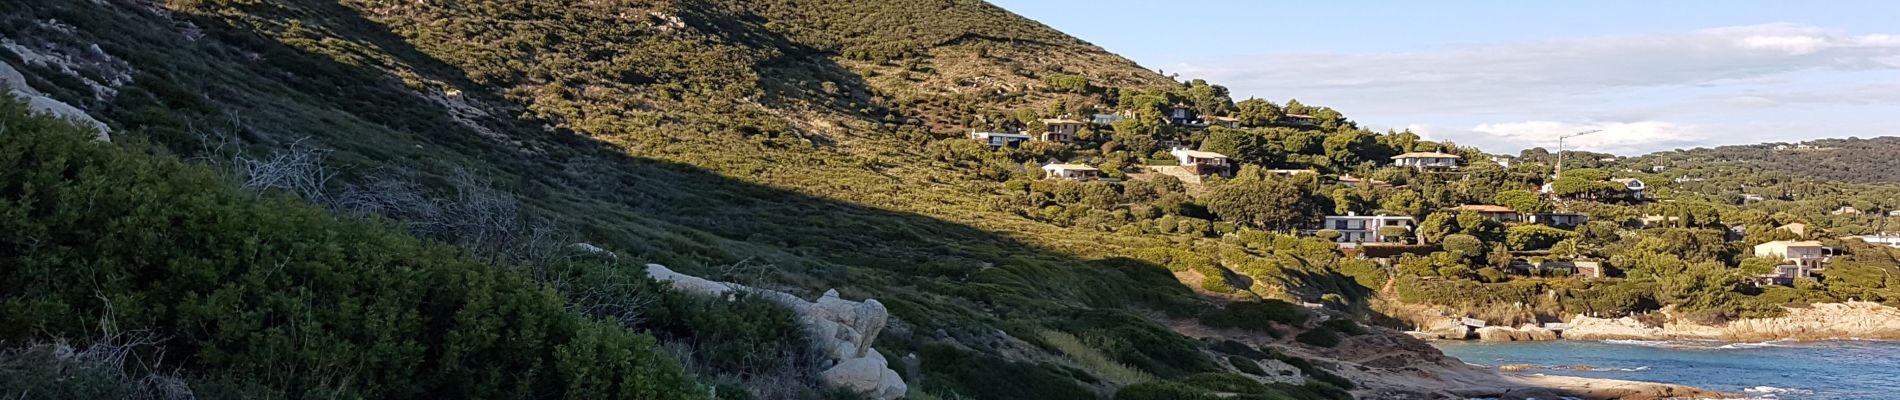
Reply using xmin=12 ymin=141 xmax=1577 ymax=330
xmin=644 ymin=264 xmax=906 ymax=400
xmin=1 ymin=61 xmax=110 ymax=141
xmin=1406 ymin=317 xmax=1470 ymax=340
xmin=1564 ymin=302 xmax=1900 ymax=342
xmin=1474 ymin=325 xmax=1559 ymax=342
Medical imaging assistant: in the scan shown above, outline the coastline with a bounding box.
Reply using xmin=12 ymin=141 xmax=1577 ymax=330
xmin=1407 ymin=301 xmax=1900 ymax=343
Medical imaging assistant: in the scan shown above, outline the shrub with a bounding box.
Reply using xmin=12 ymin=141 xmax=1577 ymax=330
xmin=920 ymin=344 xmax=1094 ymax=400
xmin=1441 ymin=234 xmax=1485 ymax=256
xmin=0 ymin=103 xmax=706 ymax=399
xmin=1183 ymin=372 xmax=1267 ymax=394
xmin=1115 ymin=381 xmax=1217 ymax=400
xmin=1227 ymin=356 xmax=1266 ymax=375
xmin=1200 ymin=301 xmax=1310 ymax=335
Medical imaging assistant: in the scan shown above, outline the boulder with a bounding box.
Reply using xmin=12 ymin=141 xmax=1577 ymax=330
xmin=1413 ymin=317 xmax=1469 ymax=340
xmin=1 ymin=61 xmax=109 ymax=141
xmin=1517 ymin=325 xmax=1559 ymax=341
xmin=645 ymin=264 xmax=906 ymax=400
xmin=1475 ymin=326 xmax=1530 ymax=342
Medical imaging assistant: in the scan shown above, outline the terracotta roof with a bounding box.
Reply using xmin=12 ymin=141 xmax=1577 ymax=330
xmin=1455 ymin=204 xmax=1517 ymax=213
xmin=1392 ymin=152 xmax=1462 ymax=159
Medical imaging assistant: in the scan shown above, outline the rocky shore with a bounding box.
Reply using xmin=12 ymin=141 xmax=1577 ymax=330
xmin=1408 ymin=301 xmax=1900 ymax=342
xmin=1563 ymin=301 xmax=1900 ymax=342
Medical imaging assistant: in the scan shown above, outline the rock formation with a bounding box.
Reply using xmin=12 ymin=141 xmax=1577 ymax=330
xmin=1 ymin=61 xmax=109 ymax=141
xmin=1474 ymin=325 xmax=1559 ymax=342
xmin=1564 ymin=301 xmax=1900 ymax=342
xmin=644 ymin=264 xmax=906 ymax=400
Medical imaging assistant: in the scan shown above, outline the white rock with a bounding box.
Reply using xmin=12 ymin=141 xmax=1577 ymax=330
xmin=644 ymin=264 xmax=906 ymax=400
xmin=1 ymin=61 xmax=109 ymax=141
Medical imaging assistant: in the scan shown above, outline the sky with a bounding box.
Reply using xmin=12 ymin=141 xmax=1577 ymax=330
xmin=987 ymin=1 xmax=1900 ymax=155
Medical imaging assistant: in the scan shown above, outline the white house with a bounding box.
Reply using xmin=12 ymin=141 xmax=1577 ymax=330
xmin=1849 ymin=235 xmax=1900 ymax=248
xmin=1090 ymin=113 xmax=1125 ymax=125
xmin=1529 ymin=212 xmax=1589 ymax=228
xmin=970 ymin=130 xmax=1030 ymax=148
xmin=1391 ymin=152 xmax=1461 ymax=170
xmin=1210 ymin=116 xmax=1241 ymax=128
xmin=1319 ymin=212 xmax=1416 ymax=245
xmin=1169 ymin=147 xmax=1232 ymax=177
xmin=1832 ymin=206 xmax=1864 ymax=216
xmin=1755 ymin=240 xmax=1828 ymax=268
xmin=1041 ymin=163 xmax=1102 ymax=181
xmin=1611 ymin=178 xmax=1646 ymax=199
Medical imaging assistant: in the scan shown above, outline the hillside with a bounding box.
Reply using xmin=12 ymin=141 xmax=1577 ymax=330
xmin=0 ymin=1 xmax=1722 ymax=399
xmin=1633 ymin=136 xmax=1900 ymax=185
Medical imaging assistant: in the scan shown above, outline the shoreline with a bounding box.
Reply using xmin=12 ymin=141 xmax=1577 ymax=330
xmin=1405 ymin=301 xmax=1900 ymax=343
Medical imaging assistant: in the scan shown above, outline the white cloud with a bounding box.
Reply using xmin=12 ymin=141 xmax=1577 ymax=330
xmin=1403 ymin=123 xmax=1435 ymax=139
xmin=1470 ymin=121 xmax=1708 ymax=155
xmin=1167 ymin=23 xmax=1900 ymax=154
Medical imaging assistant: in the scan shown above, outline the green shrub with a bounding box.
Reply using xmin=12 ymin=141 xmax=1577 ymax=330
xmin=919 ymin=344 xmax=1094 ymax=400
xmin=0 ymin=102 xmax=705 ymax=399
xmin=1183 ymin=372 xmax=1267 ymax=394
xmin=1200 ymin=301 xmax=1309 ymax=336
xmin=1228 ymin=356 xmax=1266 ymax=375
xmin=1114 ymin=381 xmax=1217 ymax=400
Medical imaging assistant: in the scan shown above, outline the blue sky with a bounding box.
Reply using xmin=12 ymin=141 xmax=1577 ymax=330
xmin=989 ymin=1 xmax=1900 ymax=155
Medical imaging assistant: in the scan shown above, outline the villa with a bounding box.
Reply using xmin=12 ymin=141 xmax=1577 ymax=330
xmin=1318 ymin=212 xmax=1416 ymax=245
xmin=1529 ymin=212 xmax=1589 ymax=228
xmin=1169 ymin=147 xmax=1232 ymax=177
xmin=1611 ymin=178 xmax=1647 ymax=200
xmin=970 ymin=130 xmax=1030 ymax=149
xmin=1391 ymin=152 xmax=1461 ymax=170
xmin=1338 ymin=175 xmax=1392 ymax=188
xmin=1849 ymin=235 xmax=1900 ymax=248
xmin=1041 ymin=163 xmax=1102 ymax=181
xmin=1755 ymin=240 xmax=1828 ymax=268
xmin=1453 ymin=204 xmax=1520 ymax=222
xmin=1041 ymin=118 xmax=1085 ymax=143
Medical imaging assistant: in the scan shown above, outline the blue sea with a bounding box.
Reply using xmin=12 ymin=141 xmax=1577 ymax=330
xmin=1434 ymin=340 xmax=1900 ymax=399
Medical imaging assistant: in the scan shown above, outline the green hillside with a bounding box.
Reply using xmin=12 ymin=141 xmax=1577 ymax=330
xmin=0 ymin=0 xmax=1414 ymax=399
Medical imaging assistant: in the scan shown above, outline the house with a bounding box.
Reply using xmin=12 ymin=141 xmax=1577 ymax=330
xmin=1632 ymin=214 xmax=1679 ymax=229
xmin=1210 ymin=116 xmax=1241 ymax=128
xmin=1890 ymin=210 xmax=1900 ymax=217
xmin=1674 ymin=176 xmax=1707 ymax=183
xmin=1529 ymin=212 xmax=1589 ymax=228
xmin=1169 ymin=147 xmax=1232 ymax=177
xmin=1491 ymin=156 xmax=1515 ymax=169
xmin=1574 ymin=261 xmax=1605 ymax=279
xmin=1266 ymin=169 xmax=1318 ymax=177
xmin=1832 ymin=206 xmax=1864 ymax=216
xmin=1754 ymin=240 xmax=1828 ymax=268
xmin=1740 ymin=194 xmax=1766 ymax=203
xmin=1318 ymin=212 xmax=1416 ymax=245
xmin=1167 ymin=104 xmax=1196 ymax=125
xmin=1040 ymin=118 xmax=1085 ymax=143
xmin=1280 ymin=113 xmax=1319 ymax=126
xmin=1611 ymin=178 xmax=1647 ymax=200
xmin=1090 ymin=113 xmax=1125 ymax=125
xmin=1776 ymin=222 xmax=1809 ymax=237
xmin=1849 ymin=234 xmax=1900 ymax=248
xmin=1041 ymin=163 xmax=1102 ymax=181
xmin=1753 ymin=264 xmax=1815 ymax=287
xmin=970 ymin=130 xmax=1030 ymax=149
xmin=1391 ymin=152 xmax=1462 ymax=170
xmin=1453 ymin=205 xmax=1520 ymax=222
xmin=1337 ymin=175 xmax=1391 ymax=188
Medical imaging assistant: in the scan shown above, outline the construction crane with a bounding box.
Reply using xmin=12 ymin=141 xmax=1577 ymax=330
xmin=1555 ymin=129 xmax=1603 ymax=179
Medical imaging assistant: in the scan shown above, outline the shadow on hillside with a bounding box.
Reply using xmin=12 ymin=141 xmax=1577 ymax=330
xmin=32 ymin=1 xmax=1627 ymax=398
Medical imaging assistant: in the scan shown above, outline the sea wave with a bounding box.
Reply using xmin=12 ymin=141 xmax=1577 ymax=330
xmin=1719 ymin=340 xmax=1790 ymax=349
xmin=1602 ymin=339 xmax=1726 ymax=349
xmin=1742 ymin=385 xmax=1814 ymax=398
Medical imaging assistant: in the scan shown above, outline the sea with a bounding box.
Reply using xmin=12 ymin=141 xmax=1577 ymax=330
xmin=1433 ymin=340 xmax=1900 ymax=399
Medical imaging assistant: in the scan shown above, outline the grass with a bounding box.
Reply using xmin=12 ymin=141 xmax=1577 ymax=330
xmin=1036 ymin=330 xmax=1159 ymax=386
